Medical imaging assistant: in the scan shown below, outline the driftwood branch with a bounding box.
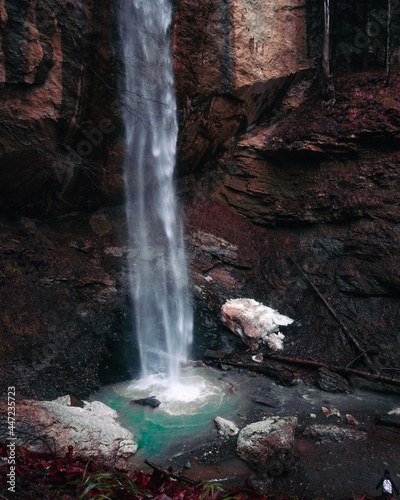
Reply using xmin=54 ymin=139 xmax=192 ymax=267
xmin=269 ymin=354 xmax=400 ymax=388
xmin=144 ymin=460 xmax=197 ymax=485
xmin=376 ymin=414 xmax=400 ymax=428
xmin=206 ymin=359 xmax=294 ymax=386
xmin=289 ymin=256 xmax=379 ymax=373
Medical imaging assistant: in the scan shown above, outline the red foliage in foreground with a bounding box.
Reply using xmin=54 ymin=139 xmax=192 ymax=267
xmin=0 ymin=443 xmax=378 ymax=499
xmin=0 ymin=443 xmax=290 ymax=500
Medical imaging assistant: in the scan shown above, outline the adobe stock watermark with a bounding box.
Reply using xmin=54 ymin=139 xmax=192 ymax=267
xmin=6 ymin=386 xmax=17 ymax=494
xmin=55 ymin=101 xmax=119 ymax=187
xmin=339 ymin=0 xmax=400 ymax=63
xmin=68 ymin=100 xmax=118 ymax=161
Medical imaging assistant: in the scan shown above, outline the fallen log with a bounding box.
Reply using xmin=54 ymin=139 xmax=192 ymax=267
xmin=144 ymin=459 xmax=197 ymax=485
xmin=375 ymin=414 xmax=400 ymax=429
xmin=289 ymin=256 xmax=379 ymax=374
xmin=269 ymin=354 xmax=400 ymax=388
xmin=206 ymin=359 xmax=294 ymax=386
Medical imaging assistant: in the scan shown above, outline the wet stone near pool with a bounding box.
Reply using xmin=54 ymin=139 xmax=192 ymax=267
xmin=130 ymin=396 xmax=162 ymax=408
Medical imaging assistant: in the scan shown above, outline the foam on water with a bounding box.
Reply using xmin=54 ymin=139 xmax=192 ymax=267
xmin=126 ymin=371 xmax=223 ymax=416
xmin=91 ymin=367 xmax=238 ymax=460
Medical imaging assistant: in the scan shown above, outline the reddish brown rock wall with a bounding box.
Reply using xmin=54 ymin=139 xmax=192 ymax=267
xmin=1 ymin=0 xmax=400 ymax=397
xmin=0 ymin=0 xmax=123 ymax=215
xmin=184 ymin=72 xmax=400 ymax=371
xmin=174 ymin=0 xmax=314 ymax=175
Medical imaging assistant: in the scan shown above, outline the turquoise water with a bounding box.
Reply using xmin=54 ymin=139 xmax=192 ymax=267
xmin=91 ymin=367 xmax=240 ymax=461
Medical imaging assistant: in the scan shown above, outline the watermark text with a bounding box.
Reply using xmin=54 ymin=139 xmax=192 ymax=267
xmin=6 ymin=387 xmax=16 ymax=493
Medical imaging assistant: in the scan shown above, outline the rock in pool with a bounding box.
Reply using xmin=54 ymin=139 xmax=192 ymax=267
xmin=130 ymin=396 xmax=161 ymax=408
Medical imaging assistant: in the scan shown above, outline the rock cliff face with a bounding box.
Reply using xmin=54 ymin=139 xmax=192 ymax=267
xmin=174 ymin=0 xmax=314 ymax=174
xmin=0 ymin=209 xmax=135 ymax=399
xmin=184 ymin=72 xmax=400 ymax=370
xmin=1 ymin=0 xmax=400 ymax=398
xmin=0 ymin=0 xmax=123 ymax=215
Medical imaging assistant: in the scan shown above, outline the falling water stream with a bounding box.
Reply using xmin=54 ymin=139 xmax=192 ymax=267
xmin=120 ymin=0 xmax=192 ymax=384
xmin=97 ymin=0 xmax=234 ymax=459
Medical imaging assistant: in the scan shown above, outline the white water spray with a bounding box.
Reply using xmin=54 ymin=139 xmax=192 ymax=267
xmin=120 ymin=0 xmax=193 ymax=385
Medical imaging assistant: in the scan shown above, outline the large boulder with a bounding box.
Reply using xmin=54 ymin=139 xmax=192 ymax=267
xmin=221 ymin=298 xmax=293 ymax=350
xmin=236 ymin=416 xmax=297 ymax=475
xmin=0 ymin=395 xmax=137 ymax=468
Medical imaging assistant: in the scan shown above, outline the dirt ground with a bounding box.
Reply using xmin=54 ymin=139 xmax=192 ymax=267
xmin=273 ymin=422 xmax=400 ymax=499
xmin=177 ymin=409 xmax=400 ymax=500
xmin=163 ymin=367 xmax=400 ymax=500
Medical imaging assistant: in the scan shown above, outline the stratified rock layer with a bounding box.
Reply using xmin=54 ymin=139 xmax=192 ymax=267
xmin=174 ymin=0 xmax=313 ymax=174
xmin=185 ymin=73 xmax=400 ymax=372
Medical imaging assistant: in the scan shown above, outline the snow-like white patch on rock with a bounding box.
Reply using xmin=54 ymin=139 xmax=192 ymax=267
xmin=221 ymin=298 xmax=293 ymax=350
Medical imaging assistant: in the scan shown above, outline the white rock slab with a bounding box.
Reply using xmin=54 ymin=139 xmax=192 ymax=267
xmin=1 ymin=395 xmax=137 ymax=467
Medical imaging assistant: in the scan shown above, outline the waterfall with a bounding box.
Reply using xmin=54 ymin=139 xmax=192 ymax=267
xmin=120 ymin=0 xmax=193 ymax=385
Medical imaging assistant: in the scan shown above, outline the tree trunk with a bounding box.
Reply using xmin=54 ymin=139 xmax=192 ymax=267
xmin=385 ymin=0 xmax=392 ymax=86
xmin=323 ymin=0 xmax=331 ymax=78
xmin=322 ymin=0 xmax=335 ymax=104
xmin=269 ymin=354 xmax=400 ymax=389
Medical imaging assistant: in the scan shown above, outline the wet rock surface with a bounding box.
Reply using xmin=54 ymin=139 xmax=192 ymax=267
xmin=158 ymin=368 xmax=400 ymax=500
xmin=130 ymin=396 xmax=162 ymax=408
xmin=237 ymin=416 xmax=297 ymax=474
xmin=317 ymin=367 xmax=351 ymax=393
xmin=0 ymin=208 xmax=134 ymax=400
xmin=0 ymin=395 xmax=138 ymax=468
xmin=303 ymin=423 xmax=367 ymax=443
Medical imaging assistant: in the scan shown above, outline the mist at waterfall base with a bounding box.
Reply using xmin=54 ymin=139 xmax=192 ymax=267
xmin=95 ymin=0 xmax=231 ymax=460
